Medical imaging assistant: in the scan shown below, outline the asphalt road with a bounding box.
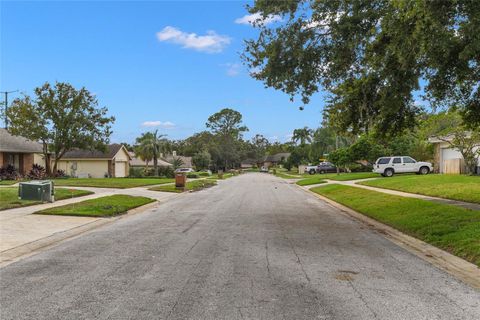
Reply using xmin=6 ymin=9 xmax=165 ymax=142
xmin=1 ymin=173 xmax=479 ymax=319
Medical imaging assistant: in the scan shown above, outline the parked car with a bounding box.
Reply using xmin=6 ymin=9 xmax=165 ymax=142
xmin=260 ymin=166 xmax=269 ymax=173
xmin=373 ymin=156 xmax=433 ymax=177
xmin=304 ymin=162 xmax=339 ymax=174
xmin=174 ymin=168 xmax=194 ymax=173
xmin=304 ymin=165 xmax=318 ymax=175
xmin=316 ymin=162 xmax=338 ymax=174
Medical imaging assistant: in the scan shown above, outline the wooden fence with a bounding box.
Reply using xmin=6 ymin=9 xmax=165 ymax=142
xmin=443 ymin=158 xmax=465 ymax=174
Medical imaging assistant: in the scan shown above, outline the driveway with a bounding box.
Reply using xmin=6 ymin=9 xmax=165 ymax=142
xmin=0 ymin=173 xmax=478 ymax=319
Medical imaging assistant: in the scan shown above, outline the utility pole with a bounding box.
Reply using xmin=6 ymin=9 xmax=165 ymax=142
xmin=0 ymin=90 xmax=18 ymax=129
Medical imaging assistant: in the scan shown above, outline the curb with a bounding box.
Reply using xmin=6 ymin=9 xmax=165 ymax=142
xmin=0 ymin=193 xmax=186 ymax=268
xmin=295 ymin=183 xmax=480 ymax=290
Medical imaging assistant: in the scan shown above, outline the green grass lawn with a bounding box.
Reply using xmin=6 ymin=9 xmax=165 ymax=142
xmin=320 ymin=172 xmax=379 ymax=180
xmin=358 ymin=174 xmax=480 ymax=204
xmin=0 ymin=187 xmax=93 ymax=211
xmin=296 ymin=172 xmax=378 ymax=186
xmin=52 ymin=177 xmax=174 ymax=189
xmin=0 ymin=180 xmax=18 ymax=185
xmin=274 ymin=171 xmax=303 ymax=179
xmin=149 ymin=179 xmax=217 ymax=193
xmin=296 ymin=176 xmax=328 ymax=186
xmin=209 ymin=173 xmax=234 ymax=180
xmin=35 ymin=194 xmax=154 ymax=217
xmin=311 ymin=184 xmax=480 ymax=266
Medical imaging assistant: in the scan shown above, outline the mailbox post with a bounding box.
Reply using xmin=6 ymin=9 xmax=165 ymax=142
xmin=175 ymin=173 xmax=187 ymax=190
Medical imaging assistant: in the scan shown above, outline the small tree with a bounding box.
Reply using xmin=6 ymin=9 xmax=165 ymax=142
xmin=172 ymin=157 xmax=184 ymax=170
xmin=135 ymin=130 xmax=170 ymax=176
xmin=192 ymin=150 xmax=211 ymax=170
xmin=7 ymin=82 xmax=114 ymax=175
xmin=328 ymin=148 xmax=353 ymax=172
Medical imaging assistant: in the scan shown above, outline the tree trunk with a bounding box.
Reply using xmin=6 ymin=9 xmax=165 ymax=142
xmin=43 ymin=142 xmax=52 ymax=176
xmin=153 ymin=156 xmax=158 ymax=176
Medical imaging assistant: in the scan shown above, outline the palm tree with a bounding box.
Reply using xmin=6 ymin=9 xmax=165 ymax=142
xmin=135 ymin=130 xmax=170 ymax=176
xmin=292 ymin=127 xmax=313 ymax=145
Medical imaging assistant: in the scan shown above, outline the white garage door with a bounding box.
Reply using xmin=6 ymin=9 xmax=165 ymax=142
xmin=115 ymin=161 xmax=127 ymax=177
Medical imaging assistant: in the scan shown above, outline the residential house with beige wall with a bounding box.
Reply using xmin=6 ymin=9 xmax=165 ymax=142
xmin=429 ymin=136 xmax=480 ymax=174
xmin=55 ymin=144 xmax=131 ymax=178
xmin=0 ymin=128 xmax=45 ymax=174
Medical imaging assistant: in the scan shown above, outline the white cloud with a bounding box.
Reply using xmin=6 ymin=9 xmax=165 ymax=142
xmin=269 ymin=135 xmax=279 ymax=141
xmin=141 ymin=121 xmax=176 ymax=129
xmin=156 ymin=26 xmax=231 ymax=53
xmin=285 ymin=133 xmax=294 ymax=140
xmin=235 ymin=13 xmax=283 ymax=26
xmin=222 ymin=63 xmax=241 ymax=76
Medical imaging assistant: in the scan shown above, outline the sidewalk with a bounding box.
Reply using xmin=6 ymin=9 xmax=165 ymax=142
xmin=302 ymin=178 xmax=480 ymax=211
xmin=0 ymin=186 xmax=179 ymax=266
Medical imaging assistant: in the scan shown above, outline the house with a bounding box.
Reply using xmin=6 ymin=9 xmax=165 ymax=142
xmin=428 ymin=136 xmax=480 ymax=174
xmin=240 ymin=158 xmax=257 ymax=169
xmin=0 ymin=128 xmax=45 ymax=174
xmin=129 ymin=152 xmax=173 ymax=168
xmin=55 ymin=144 xmax=131 ymax=178
xmin=259 ymin=152 xmax=291 ymax=168
xmin=163 ymin=151 xmax=193 ymax=168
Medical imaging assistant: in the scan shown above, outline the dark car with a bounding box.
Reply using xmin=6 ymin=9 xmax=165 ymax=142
xmin=316 ymin=162 xmax=337 ymax=174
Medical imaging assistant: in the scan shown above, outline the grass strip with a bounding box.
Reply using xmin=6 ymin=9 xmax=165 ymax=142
xmin=296 ymin=177 xmax=327 ymax=186
xmin=0 ymin=187 xmax=93 ymax=211
xmin=149 ymin=179 xmax=217 ymax=193
xmin=311 ymin=184 xmax=480 ymax=266
xmin=35 ymin=194 xmax=154 ymax=217
xmin=358 ymin=174 xmax=480 ymax=204
xmin=52 ymin=178 xmax=174 ymax=189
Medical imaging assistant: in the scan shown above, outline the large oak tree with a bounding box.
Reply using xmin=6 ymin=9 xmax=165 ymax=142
xmin=7 ymin=82 xmax=115 ymax=175
xmin=243 ymin=0 xmax=480 ymax=135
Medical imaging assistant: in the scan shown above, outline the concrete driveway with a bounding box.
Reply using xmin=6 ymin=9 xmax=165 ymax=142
xmin=0 ymin=173 xmax=478 ymax=319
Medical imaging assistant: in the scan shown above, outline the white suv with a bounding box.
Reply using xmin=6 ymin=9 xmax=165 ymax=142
xmin=373 ymin=156 xmax=433 ymax=177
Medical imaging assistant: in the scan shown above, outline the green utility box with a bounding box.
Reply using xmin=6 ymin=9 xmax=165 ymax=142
xmin=18 ymin=180 xmax=55 ymax=202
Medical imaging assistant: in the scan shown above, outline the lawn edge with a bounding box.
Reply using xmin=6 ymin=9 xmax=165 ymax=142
xmin=34 ymin=196 xmax=157 ymax=217
xmin=294 ymin=183 xmax=480 ymax=290
xmin=0 ymin=189 xmax=94 ymax=212
xmin=356 ymin=180 xmax=480 ymax=204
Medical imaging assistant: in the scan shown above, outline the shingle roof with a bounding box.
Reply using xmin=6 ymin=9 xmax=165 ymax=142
xmin=62 ymin=144 xmax=128 ymax=159
xmin=0 ymin=128 xmax=43 ymax=153
xmin=163 ymin=155 xmax=193 ymax=168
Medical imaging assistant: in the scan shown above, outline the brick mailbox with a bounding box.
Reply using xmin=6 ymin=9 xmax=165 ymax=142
xmin=175 ymin=173 xmax=187 ymax=188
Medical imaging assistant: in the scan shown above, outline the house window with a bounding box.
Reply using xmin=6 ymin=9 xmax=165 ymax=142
xmin=6 ymin=153 xmax=19 ymax=169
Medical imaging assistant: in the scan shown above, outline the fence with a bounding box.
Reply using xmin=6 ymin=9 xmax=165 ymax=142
xmin=442 ymin=158 xmax=465 ymax=174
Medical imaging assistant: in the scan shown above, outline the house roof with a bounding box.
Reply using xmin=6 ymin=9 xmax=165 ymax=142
xmin=62 ymin=144 xmax=130 ymax=160
xmin=241 ymin=158 xmax=258 ymax=165
xmin=0 ymin=128 xmax=43 ymax=153
xmin=129 ymin=152 xmax=173 ymax=167
xmin=428 ymin=131 xmax=474 ymax=144
xmin=163 ymin=155 xmax=193 ymax=168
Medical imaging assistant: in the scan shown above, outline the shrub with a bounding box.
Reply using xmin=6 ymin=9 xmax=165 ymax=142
xmin=27 ymin=164 xmax=47 ymax=179
xmin=141 ymin=166 xmax=175 ymax=178
xmin=197 ymin=172 xmax=211 ymax=177
xmin=158 ymin=166 xmax=175 ymax=178
xmin=0 ymin=165 xmax=20 ymax=180
xmin=129 ymin=167 xmax=144 ymax=178
xmin=53 ymin=169 xmax=67 ymax=178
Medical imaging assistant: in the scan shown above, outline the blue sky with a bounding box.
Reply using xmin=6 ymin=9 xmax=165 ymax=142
xmin=1 ymin=0 xmax=327 ymax=144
